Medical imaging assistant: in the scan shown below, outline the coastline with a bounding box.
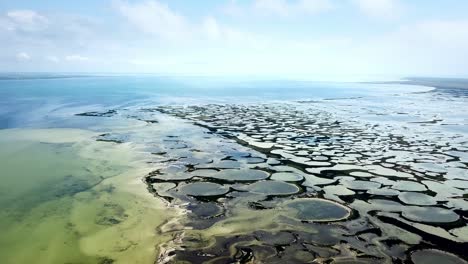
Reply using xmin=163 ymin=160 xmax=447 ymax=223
xmin=367 ymin=77 xmax=468 ymax=91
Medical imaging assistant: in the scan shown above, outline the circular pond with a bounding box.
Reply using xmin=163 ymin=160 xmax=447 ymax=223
xmin=284 ymin=198 xmax=352 ymax=222
xmin=343 ymin=180 xmax=381 ymax=191
xmin=402 ymin=206 xmax=459 ymax=224
xmin=179 ymin=182 xmax=229 ymax=197
xmin=270 ymin=172 xmax=304 ymax=182
xmin=246 ymin=181 xmax=300 ymax=196
xmin=398 ymin=192 xmax=437 ymax=206
xmin=411 ymin=249 xmax=467 ymax=264
xmin=211 ymin=169 xmax=269 ymax=182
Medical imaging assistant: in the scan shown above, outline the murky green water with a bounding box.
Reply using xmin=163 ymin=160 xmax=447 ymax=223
xmin=0 ymin=129 xmax=177 ymax=264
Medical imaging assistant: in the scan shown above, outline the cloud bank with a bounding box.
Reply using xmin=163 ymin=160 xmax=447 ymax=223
xmin=0 ymin=0 xmax=467 ymax=77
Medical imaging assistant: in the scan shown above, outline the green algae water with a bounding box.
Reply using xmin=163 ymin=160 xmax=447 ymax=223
xmin=0 ymin=129 xmax=176 ymax=264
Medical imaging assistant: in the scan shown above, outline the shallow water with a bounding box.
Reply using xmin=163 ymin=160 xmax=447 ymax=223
xmin=0 ymin=74 xmax=467 ymax=263
xmin=0 ymin=128 xmax=178 ymax=264
xmin=0 ymin=74 xmax=429 ymax=129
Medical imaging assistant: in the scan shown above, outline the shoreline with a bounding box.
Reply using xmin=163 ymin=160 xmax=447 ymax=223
xmin=367 ymin=77 xmax=468 ymax=91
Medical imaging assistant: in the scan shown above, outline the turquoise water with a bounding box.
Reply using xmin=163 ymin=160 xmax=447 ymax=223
xmin=0 ymin=74 xmax=427 ymax=129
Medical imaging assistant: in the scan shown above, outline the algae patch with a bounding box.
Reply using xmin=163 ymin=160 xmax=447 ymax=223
xmin=0 ymin=129 xmax=176 ymax=264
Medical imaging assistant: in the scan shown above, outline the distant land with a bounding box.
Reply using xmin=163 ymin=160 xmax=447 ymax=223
xmin=377 ymin=77 xmax=468 ymax=90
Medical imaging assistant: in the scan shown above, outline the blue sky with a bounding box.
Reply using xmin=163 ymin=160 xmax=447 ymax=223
xmin=1 ymin=0 xmax=467 ymax=78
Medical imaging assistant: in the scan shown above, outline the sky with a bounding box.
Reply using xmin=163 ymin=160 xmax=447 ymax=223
xmin=0 ymin=0 xmax=467 ymax=78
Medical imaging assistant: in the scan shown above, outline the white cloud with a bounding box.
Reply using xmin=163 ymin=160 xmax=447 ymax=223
xmin=0 ymin=17 xmax=15 ymax=31
xmin=226 ymin=0 xmax=333 ymax=17
xmin=353 ymin=0 xmax=402 ymax=20
xmin=202 ymin=17 xmax=222 ymax=40
xmin=222 ymin=0 xmax=245 ymax=17
xmin=1 ymin=1 xmax=467 ymax=77
xmin=200 ymin=16 xmax=254 ymax=43
xmin=115 ymin=0 xmax=188 ymax=39
xmin=46 ymin=56 xmax=60 ymax=63
xmin=115 ymin=0 xmax=256 ymax=45
xmin=414 ymin=20 xmax=468 ymax=46
xmin=339 ymin=19 xmax=468 ymax=76
xmin=6 ymin=10 xmax=48 ymax=31
xmin=16 ymin=52 xmax=30 ymax=61
xmin=299 ymin=0 xmax=334 ymax=14
xmin=65 ymin=55 xmax=90 ymax=62
xmin=254 ymin=0 xmax=289 ymax=16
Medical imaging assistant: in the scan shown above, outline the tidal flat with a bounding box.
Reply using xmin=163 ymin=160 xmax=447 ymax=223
xmin=79 ymin=96 xmax=468 ymax=263
xmin=1 ymin=76 xmax=467 ymax=263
